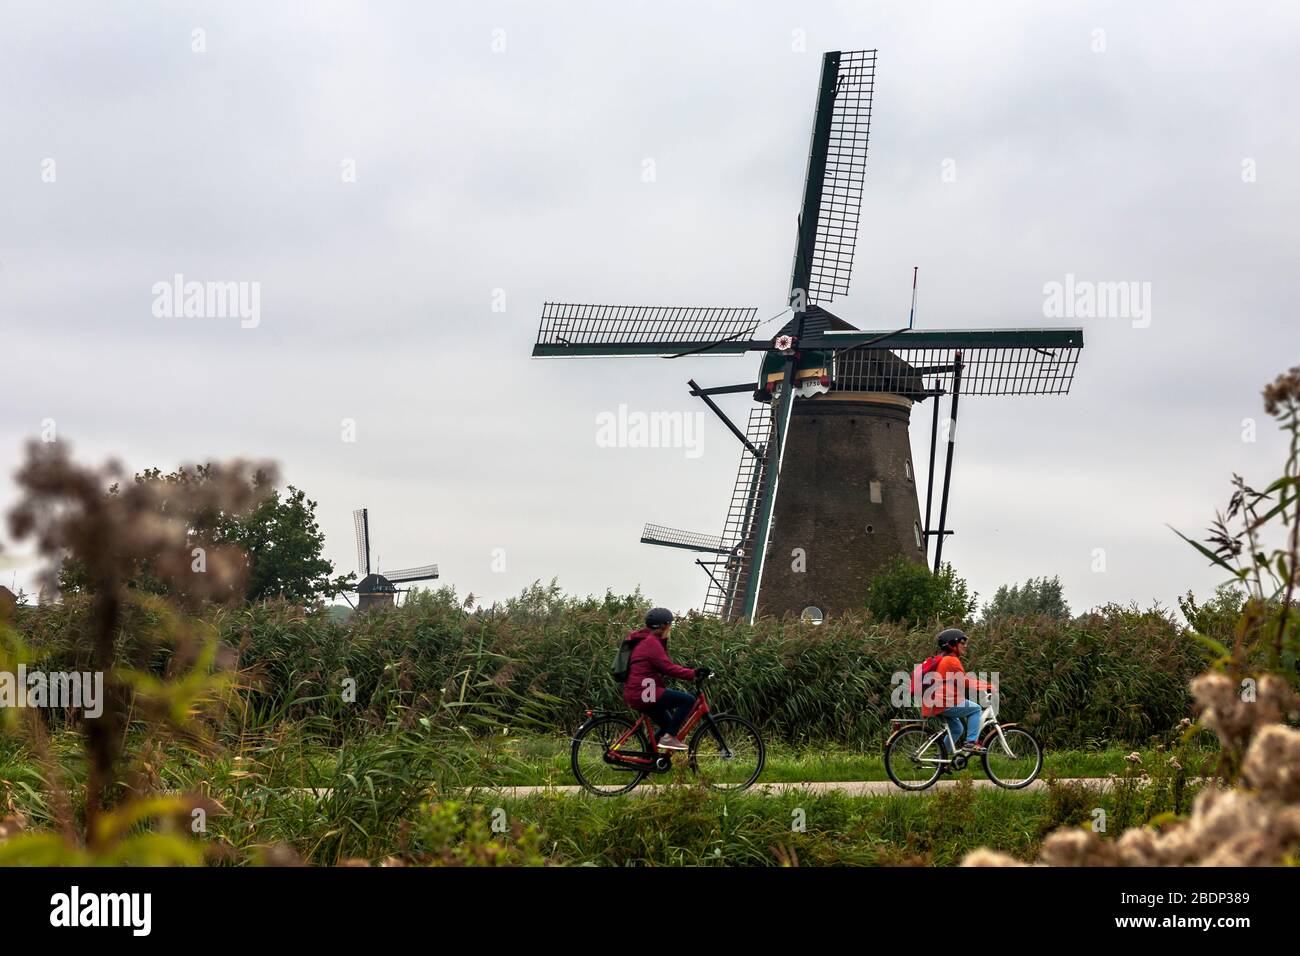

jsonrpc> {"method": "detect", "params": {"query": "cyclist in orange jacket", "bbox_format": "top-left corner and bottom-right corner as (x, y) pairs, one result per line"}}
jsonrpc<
(920, 628), (996, 756)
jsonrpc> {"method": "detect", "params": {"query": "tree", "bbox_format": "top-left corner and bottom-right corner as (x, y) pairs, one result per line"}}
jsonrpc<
(224, 485), (353, 603)
(1177, 583), (1247, 644)
(58, 466), (352, 604)
(982, 576), (1071, 621)
(864, 558), (976, 628)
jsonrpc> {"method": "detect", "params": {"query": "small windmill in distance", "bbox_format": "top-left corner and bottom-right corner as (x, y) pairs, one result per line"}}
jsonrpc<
(348, 508), (439, 611)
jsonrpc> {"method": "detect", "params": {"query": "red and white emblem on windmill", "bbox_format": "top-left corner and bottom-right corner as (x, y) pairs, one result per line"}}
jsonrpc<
(774, 334), (797, 355)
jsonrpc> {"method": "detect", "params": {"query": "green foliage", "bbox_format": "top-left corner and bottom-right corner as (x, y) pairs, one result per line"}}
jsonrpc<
(14, 579), (1201, 752)
(1107, 732), (1211, 833)
(224, 486), (352, 603)
(58, 466), (352, 604)
(1176, 584), (1247, 647)
(0, 579), (227, 865)
(1035, 778), (1097, 839)
(475, 784), (1047, 866)
(864, 558), (976, 629)
(409, 802), (546, 866)
(983, 576), (1071, 622)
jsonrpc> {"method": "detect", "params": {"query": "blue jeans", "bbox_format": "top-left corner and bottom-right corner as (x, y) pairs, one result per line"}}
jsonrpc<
(940, 702), (982, 752)
(646, 689), (695, 737)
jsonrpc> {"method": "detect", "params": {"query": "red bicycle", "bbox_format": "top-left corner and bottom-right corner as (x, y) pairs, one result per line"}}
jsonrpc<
(570, 674), (765, 795)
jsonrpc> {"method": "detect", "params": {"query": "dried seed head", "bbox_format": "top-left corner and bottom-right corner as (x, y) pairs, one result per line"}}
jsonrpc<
(1039, 829), (1119, 867)
(1191, 673), (1298, 753)
(961, 848), (1028, 867)
(1262, 365), (1300, 416)
(1241, 724), (1300, 803)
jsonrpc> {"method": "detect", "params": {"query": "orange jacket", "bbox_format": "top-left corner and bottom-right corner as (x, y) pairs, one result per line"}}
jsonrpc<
(920, 654), (996, 717)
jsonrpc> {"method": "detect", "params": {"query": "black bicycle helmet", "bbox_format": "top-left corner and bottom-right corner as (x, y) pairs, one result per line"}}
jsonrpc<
(645, 607), (674, 629)
(937, 627), (967, 650)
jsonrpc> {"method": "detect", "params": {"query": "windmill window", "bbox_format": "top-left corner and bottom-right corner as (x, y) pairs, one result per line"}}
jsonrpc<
(801, 606), (824, 625)
(915, 521), (924, 549)
(905, 460), (913, 482)
(869, 481), (882, 503)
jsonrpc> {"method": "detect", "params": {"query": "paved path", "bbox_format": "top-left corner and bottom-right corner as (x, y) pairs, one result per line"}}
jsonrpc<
(204, 776), (1197, 801)
(475, 777), (1113, 798)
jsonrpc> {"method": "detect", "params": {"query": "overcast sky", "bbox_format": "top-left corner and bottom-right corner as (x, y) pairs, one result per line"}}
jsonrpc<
(3, 1), (1297, 617)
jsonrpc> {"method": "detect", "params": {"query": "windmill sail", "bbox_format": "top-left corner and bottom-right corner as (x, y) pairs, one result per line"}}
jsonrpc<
(383, 564), (439, 584)
(533, 303), (761, 357)
(790, 50), (876, 307)
(352, 508), (371, 576)
(821, 327), (1084, 396)
(640, 524), (731, 555)
(701, 399), (785, 620)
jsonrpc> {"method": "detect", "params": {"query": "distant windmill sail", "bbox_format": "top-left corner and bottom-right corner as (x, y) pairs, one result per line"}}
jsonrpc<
(353, 508), (371, 576)
(383, 564), (439, 584)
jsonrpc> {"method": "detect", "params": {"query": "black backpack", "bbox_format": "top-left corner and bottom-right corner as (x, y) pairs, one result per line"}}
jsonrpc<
(611, 635), (644, 683)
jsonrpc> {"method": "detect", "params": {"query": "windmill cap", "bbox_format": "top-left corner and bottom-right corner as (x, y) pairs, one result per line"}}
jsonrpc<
(937, 628), (967, 649)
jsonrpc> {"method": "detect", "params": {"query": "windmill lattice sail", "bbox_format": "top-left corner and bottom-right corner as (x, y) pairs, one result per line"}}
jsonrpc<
(533, 304), (760, 357)
(826, 328), (1083, 396)
(801, 49), (876, 306)
(785, 51), (878, 306)
(639, 525), (730, 555)
(382, 564), (439, 584)
(353, 508), (371, 576)
(702, 404), (778, 618)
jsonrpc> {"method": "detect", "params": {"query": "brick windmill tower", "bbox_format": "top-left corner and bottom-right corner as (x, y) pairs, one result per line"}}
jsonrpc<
(531, 50), (1084, 622)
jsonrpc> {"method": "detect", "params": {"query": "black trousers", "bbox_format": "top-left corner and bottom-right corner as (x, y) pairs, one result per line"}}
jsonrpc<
(646, 689), (695, 736)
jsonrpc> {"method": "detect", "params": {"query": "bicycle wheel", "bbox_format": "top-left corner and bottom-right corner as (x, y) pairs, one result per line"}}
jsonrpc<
(570, 715), (650, 796)
(884, 725), (945, 791)
(982, 727), (1043, 789)
(688, 715), (765, 791)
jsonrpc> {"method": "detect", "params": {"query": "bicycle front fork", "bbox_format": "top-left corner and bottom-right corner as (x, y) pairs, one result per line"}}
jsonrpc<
(700, 714), (732, 757)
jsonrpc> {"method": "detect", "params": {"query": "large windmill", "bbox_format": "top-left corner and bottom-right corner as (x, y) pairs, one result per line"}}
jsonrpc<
(349, 508), (439, 610)
(531, 50), (1084, 623)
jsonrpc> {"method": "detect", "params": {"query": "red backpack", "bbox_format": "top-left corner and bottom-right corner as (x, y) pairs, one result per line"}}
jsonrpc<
(910, 654), (944, 696)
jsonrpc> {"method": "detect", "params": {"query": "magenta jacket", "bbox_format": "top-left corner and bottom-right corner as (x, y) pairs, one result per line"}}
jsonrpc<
(621, 628), (696, 709)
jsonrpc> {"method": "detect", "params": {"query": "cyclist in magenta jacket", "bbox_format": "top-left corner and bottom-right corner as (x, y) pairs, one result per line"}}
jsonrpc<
(622, 608), (707, 751)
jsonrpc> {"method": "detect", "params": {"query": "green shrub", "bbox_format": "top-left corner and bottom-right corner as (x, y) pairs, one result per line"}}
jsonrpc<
(864, 558), (976, 628)
(13, 578), (1206, 751)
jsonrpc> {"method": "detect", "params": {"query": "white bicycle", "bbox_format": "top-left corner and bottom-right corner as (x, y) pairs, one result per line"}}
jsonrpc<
(883, 695), (1043, 791)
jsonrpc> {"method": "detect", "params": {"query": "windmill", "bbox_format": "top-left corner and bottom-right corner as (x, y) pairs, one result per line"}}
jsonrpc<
(531, 50), (1084, 623)
(349, 508), (439, 610)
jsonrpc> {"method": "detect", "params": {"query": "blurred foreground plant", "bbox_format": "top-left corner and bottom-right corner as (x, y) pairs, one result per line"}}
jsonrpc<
(0, 440), (273, 863)
(966, 366), (1300, 867)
